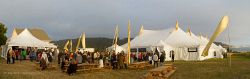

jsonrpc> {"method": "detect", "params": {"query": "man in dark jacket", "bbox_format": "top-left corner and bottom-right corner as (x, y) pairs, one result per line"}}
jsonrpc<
(160, 52), (166, 66)
(170, 50), (175, 62)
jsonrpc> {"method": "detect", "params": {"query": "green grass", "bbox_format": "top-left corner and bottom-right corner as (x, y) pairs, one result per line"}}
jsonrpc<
(170, 55), (250, 79)
(0, 53), (250, 79)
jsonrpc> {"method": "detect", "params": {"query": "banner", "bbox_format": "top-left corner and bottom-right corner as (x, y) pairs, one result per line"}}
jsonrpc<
(202, 16), (229, 56)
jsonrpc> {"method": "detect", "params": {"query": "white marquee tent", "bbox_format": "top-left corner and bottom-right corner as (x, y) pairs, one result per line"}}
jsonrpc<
(122, 26), (226, 61)
(1, 29), (56, 59)
(7, 29), (55, 47)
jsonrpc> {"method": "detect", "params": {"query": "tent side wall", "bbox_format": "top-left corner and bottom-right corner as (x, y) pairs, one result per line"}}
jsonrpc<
(1, 45), (10, 59)
(173, 47), (200, 61)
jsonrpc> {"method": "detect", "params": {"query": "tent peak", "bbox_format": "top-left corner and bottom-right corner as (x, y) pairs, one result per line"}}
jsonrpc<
(187, 26), (191, 36)
(175, 20), (179, 31)
(138, 25), (144, 36)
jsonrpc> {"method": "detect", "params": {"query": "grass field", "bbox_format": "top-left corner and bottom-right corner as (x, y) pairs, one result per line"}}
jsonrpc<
(1, 53), (250, 79)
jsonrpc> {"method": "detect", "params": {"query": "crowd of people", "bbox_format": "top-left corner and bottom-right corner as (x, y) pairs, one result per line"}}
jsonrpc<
(58, 49), (97, 75)
(6, 47), (57, 69)
(6, 47), (175, 76)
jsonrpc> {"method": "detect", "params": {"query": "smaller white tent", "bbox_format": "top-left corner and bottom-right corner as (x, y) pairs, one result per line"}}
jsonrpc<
(8, 29), (54, 47)
(2, 28), (57, 59)
(107, 44), (125, 54)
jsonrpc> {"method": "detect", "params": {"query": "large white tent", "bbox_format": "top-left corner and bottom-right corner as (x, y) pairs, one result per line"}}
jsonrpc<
(122, 26), (226, 61)
(122, 27), (201, 61)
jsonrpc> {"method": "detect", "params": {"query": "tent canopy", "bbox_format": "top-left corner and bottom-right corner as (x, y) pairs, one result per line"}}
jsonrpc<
(164, 28), (199, 48)
(107, 44), (125, 54)
(8, 29), (56, 48)
(122, 28), (173, 48)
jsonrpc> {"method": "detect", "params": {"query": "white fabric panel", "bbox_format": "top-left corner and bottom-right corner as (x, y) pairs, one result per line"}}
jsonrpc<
(107, 44), (125, 54)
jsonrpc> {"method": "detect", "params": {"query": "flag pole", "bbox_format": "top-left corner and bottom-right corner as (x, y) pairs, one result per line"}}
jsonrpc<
(127, 20), (131, 64)
(76, 34), (82, 51)
(114, 25), (119, 54)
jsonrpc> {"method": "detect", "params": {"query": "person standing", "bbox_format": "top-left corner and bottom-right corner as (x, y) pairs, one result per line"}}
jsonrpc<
(87, 52), (91, 64)
(7, 48), (12, 64)
(91, 52), (95, 64)
(47, 51), (53, 65)
(41, 51), (49, 65)
(111, 52), (118, 69)
(160, 52), (166, 66)
(170, 50), (175, 62)
(148, 53), (153, 65)
(57, 51), (63, 64)
(30, 50), (35, 62)
(21, 49), (27, 60)
(130, 53), (135, 64)
(82, 52), (87, 63)
(124, 53), (128, 69)
(99, 52), (104, 68)
(12, 50), (16, 64)
(153, 53), (159, 68)
(67, 59), (77, 76)
(15, 49), (19, 60)
(76, 52), (83, 64)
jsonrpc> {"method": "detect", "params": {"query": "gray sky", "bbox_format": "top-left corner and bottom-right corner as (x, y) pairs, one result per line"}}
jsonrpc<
(0, 0), (249, 47)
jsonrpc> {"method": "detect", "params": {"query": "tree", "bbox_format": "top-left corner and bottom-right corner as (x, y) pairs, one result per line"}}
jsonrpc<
(0, 22), (7, 45)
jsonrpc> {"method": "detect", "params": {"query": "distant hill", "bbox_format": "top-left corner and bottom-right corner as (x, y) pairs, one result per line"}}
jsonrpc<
(231, 47), (250, 52)
(52, 38), (131, 52)
(213, 42), (230, 48)
(213, 42), (250, 52)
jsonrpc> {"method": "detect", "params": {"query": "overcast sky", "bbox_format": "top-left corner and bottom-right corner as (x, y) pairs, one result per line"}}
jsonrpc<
(0, 0), (249, 47)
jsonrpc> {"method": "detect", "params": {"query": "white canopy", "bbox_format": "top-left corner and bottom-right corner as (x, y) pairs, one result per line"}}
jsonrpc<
(122, 28), (173, 48)
(122, 27), (199, 49)
(152, 40), (173, 51)
(164, 28), (199, 48)
(8, 29), (55, 48)
(107, 44), (125, 54)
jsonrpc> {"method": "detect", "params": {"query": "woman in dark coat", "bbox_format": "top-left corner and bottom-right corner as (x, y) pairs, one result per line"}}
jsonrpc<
(67, 59), (77, 76)
(159, 52), (166, 66)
